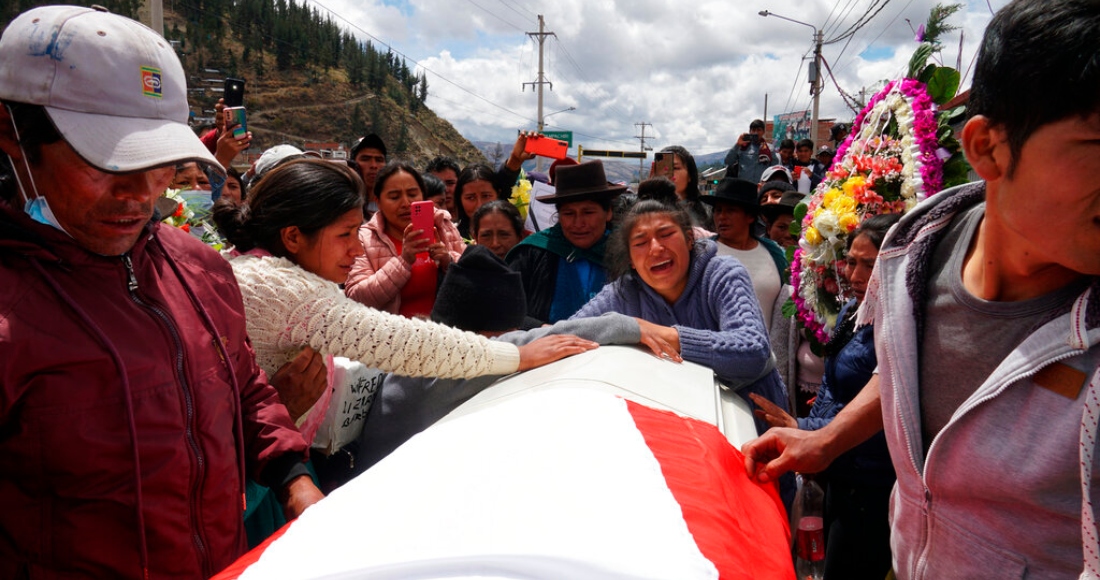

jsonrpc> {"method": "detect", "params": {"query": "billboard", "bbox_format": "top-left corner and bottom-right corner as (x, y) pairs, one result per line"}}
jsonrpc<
(773, 110), (811, 143)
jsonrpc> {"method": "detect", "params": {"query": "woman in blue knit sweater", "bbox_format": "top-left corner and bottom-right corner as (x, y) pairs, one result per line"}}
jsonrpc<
(571, 199), (789, 432)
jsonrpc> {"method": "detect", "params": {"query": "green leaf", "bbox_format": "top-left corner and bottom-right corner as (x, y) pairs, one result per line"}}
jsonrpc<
(941, 155), (972, 188)
(785, 245), (796, 264)
(793, 202), (809, 222)
(918, 63), (938, 85)
(885, 116), (899, 139)
(781, 298), (797, 319)
(907, 42), (935, 79)
(926, 67), (961, 105)
(939, 105), (966, 122)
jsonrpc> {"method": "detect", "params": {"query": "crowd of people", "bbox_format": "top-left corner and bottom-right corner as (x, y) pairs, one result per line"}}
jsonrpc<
(2, 0), (1100, 578)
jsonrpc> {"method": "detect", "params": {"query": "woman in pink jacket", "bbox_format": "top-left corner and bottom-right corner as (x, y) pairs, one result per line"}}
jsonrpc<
(345, 163), (466, 317)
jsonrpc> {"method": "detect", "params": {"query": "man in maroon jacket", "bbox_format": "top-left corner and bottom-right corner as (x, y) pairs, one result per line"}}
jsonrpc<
(0, 6), (322, 578)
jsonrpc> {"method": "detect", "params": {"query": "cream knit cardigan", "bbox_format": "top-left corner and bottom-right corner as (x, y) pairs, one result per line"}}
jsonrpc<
(229, 255), (520, 379)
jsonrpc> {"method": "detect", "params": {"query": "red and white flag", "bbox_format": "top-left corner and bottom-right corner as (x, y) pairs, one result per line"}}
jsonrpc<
(216, 389), (793, 580)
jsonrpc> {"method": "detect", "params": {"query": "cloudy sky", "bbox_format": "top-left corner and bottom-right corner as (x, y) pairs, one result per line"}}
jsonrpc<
(305, 0), (1007, 156)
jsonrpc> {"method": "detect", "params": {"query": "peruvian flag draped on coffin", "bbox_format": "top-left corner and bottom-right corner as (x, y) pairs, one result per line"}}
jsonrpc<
(215, 388), (794, 580)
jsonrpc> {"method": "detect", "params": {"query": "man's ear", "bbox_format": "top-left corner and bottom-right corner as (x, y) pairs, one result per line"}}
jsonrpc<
(961, 115), (1010, 182)
(0, 104), (24, 160)
(280, 225), (304, 256)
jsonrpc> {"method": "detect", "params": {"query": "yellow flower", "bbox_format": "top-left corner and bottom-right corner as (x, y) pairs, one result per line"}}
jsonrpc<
(804, 226), (822, 246)
(839, 212), (860, 232)
(509, 177), (532, 221)
(842, 176), (867, 198)
(821, 188), (841, 209)
(832, 195), (858, 216)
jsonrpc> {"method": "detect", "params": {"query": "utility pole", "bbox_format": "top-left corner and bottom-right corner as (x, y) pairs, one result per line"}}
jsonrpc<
(759, 11), (822, 147)
(523, 15), (556, 171)
(810, 28), (823, 148)
(635, 122), (653, 179)
(138, 0), (164, 35)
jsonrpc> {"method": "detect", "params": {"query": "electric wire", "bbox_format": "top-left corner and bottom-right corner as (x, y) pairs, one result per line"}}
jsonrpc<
(823, 0), (862, 38)
(465, 0), (526, 33)
(500, 0), (538, 20)
(495, 0), (534, 23)
(825, 0), (893, 45)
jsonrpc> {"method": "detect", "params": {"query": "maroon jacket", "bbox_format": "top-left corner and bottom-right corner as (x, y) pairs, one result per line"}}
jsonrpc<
(0, 204), (308, 579)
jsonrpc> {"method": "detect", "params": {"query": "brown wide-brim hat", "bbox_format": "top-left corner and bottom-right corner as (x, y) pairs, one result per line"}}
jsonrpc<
(536, 159), (627, 204)
(700, 178), (761, 212)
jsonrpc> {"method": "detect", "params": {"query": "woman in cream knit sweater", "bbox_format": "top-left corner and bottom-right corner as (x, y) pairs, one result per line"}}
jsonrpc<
(212, 159), (597, 416)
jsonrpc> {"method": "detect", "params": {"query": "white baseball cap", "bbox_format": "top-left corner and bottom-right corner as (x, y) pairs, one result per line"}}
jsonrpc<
(760, 165), (793, 184)
(252, 144), (304, 180)
(0, 5), (223, 174)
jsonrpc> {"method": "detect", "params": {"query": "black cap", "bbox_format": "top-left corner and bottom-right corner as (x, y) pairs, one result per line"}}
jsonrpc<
(431, 245), (527, 332)
(351, 133), (387, 158)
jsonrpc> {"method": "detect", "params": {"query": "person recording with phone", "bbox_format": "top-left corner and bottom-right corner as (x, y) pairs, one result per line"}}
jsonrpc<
(651, 145), (712, 230)
(345, 162), (466, 318)
(724, 119), (774, 184)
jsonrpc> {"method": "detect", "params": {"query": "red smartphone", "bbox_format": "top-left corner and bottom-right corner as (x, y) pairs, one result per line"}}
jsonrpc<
(224, 106), (247, 139)
(410, 200), (435, 245)
(524, 134), (568, 160)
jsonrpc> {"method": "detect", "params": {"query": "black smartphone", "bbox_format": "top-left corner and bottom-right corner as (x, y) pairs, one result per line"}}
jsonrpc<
(223, 77), (245, 108)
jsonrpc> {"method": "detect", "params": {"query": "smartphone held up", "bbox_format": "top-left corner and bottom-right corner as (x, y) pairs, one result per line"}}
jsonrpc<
(223, 77), (245, 108)
(224, 107), (247, 139)
(653, 152), (675, 177)
(523, 134), (569, 160)
(410, 200), (435, 247)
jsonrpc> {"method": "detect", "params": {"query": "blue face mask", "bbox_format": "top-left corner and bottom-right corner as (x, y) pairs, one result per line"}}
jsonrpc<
(7, 106), (69, 235)
(24, 195), (70, 234)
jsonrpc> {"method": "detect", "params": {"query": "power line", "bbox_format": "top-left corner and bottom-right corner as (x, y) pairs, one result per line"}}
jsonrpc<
(819, 54), (865, 114)
(825, 0), (893, 45)
(499, 0), (538, 20)
(830, 0), (918, 78)
(782, 49), (811, 114)
(464, 0), (525, 33)
(494, 0), (534, 24)
(823, 0), (861, 38)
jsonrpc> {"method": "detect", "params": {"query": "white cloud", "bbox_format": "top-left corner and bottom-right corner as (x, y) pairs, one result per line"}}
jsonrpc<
(311, 0), (1007, 156)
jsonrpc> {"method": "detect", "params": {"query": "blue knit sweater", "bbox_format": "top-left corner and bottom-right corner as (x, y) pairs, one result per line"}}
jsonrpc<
(572, 239), (789, 430)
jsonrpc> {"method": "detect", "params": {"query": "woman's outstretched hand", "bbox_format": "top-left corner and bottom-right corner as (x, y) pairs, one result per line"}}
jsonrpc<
(634, 318), (682, 362)
(516, 334), (599, 371)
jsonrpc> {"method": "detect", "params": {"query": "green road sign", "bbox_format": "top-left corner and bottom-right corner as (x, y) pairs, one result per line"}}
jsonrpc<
(542, 131), (573, 147)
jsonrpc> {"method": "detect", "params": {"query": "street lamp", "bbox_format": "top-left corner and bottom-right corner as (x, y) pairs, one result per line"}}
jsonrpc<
(759, 10), (824, 148)
(538, 106), (576, 132)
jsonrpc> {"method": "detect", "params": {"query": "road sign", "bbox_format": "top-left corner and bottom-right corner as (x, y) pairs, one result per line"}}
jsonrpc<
(577, 145), (646, 160)
(542, 130), (573, 147)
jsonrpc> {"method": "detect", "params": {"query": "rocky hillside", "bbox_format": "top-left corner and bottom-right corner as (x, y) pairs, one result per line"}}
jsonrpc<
(169, 4), (487, 167)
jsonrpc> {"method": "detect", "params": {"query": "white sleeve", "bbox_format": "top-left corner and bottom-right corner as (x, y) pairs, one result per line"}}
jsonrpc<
(233, 256), (519, 379)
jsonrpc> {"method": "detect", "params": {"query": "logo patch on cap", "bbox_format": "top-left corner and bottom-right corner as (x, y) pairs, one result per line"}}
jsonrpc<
(141, 66), (162, 98)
